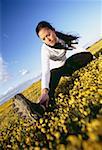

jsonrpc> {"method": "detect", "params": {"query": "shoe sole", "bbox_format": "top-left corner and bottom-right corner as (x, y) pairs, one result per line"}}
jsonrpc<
(13, 94), (38, 121)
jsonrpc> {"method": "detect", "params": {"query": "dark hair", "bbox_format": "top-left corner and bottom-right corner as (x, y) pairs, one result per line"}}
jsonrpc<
(56, 31), (79, 47)
(36, 21), (55, 36)
(36, 21), (79, 46)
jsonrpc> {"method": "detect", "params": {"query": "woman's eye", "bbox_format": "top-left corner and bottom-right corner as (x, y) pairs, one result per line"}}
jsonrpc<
(47, 33), (50, 37)
(42, 38), (45, 41)
(42, 33), (50, 41)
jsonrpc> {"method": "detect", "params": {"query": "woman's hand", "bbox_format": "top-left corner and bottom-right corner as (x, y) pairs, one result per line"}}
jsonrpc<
(39, 88), (49, 108)
(41, 88), (49, 95)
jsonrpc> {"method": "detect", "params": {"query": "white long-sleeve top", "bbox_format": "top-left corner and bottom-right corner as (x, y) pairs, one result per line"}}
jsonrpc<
(41, 41), (88, 90)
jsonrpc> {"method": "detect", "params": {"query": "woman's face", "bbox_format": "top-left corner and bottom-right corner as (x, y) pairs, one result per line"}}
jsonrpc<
(38, 27), (57, 46)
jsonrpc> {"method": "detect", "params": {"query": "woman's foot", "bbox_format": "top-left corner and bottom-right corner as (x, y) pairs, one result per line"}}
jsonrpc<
(12, 93), (45, 121)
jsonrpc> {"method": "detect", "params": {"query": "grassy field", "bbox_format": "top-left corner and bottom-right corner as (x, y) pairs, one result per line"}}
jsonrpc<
(86, 39), (102, 57)
(0, 39), (102, 150)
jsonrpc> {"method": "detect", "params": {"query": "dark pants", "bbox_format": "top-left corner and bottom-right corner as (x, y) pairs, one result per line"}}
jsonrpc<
(48, 52), (94, 100)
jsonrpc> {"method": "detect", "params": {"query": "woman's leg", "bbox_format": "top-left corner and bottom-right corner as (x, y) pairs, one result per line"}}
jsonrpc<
(48, 66), (64, 106)
(48, 52), (93, 106)
(63, 52), (94, 76)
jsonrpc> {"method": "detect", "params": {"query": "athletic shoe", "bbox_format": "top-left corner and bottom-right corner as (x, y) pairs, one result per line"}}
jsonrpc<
(12, 93), (45, 121)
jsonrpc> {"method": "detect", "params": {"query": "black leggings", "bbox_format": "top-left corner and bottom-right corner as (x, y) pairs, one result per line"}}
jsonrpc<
(49, 52), (94, 98)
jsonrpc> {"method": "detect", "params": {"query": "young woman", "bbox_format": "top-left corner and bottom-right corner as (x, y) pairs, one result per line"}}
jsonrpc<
(13, 21), (94, 120)
(36, 21), (94, 109)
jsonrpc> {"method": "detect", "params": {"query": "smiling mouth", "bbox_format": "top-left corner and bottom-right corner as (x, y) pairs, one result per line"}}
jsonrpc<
(49, 40), (56, 45)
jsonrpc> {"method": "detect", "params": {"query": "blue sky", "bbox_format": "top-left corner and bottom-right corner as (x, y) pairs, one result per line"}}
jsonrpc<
(0, 0), (101, 97)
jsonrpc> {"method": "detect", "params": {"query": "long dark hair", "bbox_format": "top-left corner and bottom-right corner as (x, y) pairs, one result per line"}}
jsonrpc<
(36, 21), (79, 47)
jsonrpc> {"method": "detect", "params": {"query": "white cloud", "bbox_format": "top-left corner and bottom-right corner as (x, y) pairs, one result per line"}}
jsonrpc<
(0, 56), (9, 82)
(3, 86), (14, 95)
(19, 69), (29, 76)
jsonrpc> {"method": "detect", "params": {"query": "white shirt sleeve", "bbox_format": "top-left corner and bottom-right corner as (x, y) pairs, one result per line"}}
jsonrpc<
(41, 44), (50, 90)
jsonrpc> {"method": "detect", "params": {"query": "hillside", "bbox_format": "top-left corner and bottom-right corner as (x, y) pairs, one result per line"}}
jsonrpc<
(86, 39), (102, 57)
(0, 40), (102, 150)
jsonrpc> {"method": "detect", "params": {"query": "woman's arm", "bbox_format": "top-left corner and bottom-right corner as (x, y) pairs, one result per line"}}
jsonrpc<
(39, 44), (50, 108)
(41, 44), (50, 90)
